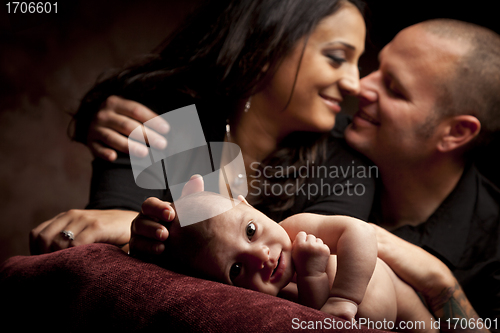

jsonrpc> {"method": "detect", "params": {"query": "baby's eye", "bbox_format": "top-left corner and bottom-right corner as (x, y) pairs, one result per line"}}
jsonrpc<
(230, 263), (242, 282)
(246, 221), (256, 240)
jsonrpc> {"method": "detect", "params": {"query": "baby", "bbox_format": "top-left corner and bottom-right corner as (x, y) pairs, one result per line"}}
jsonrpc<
(161, 191), (436, 332)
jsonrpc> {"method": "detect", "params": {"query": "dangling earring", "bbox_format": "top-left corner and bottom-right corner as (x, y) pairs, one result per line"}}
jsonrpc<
(244, 97), (252, 113)
(226, 120), (231, 142)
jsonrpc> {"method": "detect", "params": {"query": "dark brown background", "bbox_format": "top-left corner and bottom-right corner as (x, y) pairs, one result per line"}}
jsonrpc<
(1, 0), (498, 263)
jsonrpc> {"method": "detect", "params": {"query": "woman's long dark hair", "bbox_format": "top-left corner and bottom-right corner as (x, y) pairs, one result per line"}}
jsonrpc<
(72, 0), (366, 215)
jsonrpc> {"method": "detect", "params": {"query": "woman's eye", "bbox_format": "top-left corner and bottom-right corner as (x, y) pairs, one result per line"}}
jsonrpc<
(246, 221), (256, 240)
(327, 55), (346, 64)
(326, 50), (347, 65)
(230, 263), (242, 282)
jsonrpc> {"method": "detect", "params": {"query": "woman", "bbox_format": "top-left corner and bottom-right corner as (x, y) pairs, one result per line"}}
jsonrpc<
(30, 0), (371, 254)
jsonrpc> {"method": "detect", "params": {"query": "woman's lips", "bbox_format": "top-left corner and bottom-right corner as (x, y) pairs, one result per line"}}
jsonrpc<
(270, 251), (285, 283)
(320, 94), (341, 113)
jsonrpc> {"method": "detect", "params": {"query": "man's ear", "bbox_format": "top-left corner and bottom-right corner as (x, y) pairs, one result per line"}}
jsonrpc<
(237, 195), (251, 207)
(437, 115), (481, 152)
(180, 174), (204, 198)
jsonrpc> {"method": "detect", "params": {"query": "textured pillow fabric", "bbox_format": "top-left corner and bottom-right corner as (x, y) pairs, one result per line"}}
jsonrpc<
(0, 244), (385, 332)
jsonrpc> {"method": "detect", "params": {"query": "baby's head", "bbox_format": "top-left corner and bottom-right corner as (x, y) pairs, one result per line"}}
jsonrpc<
(162, 191), (294, 296)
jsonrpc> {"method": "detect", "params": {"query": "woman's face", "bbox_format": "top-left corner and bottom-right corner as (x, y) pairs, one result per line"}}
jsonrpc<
(255, 3), (365, 135)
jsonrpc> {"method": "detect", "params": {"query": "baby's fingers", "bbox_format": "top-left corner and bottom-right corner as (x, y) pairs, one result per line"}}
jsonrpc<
(131, 215), (168, 241)
(294, 231), (307, 241)
(305, 234), (318, 243)
(141, 197), (174, 222)
(129, 235), (165, 257)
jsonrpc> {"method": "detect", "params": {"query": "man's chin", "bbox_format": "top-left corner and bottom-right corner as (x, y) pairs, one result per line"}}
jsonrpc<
(344, 126), (374, 158)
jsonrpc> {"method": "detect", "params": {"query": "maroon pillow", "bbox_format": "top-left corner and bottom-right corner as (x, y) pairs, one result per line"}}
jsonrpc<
(0, 243), (385, 332)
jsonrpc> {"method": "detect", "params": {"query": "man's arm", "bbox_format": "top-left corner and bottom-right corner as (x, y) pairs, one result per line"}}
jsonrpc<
(429, 280), (489, 333)
(372, 223), (490, 333)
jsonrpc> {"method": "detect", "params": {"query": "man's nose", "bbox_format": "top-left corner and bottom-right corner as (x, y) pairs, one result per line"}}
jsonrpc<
(358, 71), (380, 103)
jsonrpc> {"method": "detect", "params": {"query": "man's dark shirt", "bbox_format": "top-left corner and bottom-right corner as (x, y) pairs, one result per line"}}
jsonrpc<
(373, 165), (500, 325)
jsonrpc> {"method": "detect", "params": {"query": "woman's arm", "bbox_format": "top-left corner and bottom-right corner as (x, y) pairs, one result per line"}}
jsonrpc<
(30, 107), (170, 254)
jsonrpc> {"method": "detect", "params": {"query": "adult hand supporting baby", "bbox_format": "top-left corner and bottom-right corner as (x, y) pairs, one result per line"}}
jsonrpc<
(29, 209), (139, 255)
(370, 223), (453, 299)
(129, 174), (204, 258)
(87, 96), (170, 161)
(371, 224), (487, 331)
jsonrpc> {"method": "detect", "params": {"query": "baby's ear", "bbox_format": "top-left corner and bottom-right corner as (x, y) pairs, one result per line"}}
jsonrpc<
(181, 174), (204, 198)
(237, 195), (251, 207)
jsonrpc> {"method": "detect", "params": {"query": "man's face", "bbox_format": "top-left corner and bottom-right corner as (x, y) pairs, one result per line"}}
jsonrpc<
(344, 25), (466, 166)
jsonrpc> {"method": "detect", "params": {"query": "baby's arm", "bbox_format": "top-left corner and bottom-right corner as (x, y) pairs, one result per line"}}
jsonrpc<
(281, 213), (377, 319)
(292, 231), (331, 310)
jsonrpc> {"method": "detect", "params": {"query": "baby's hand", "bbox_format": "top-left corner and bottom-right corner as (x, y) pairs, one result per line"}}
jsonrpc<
(321, 297), (358, 321)
(292, 231), (330, 277)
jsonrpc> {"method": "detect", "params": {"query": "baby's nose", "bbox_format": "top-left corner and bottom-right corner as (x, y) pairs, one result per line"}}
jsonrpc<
(251, 246), (270, 268)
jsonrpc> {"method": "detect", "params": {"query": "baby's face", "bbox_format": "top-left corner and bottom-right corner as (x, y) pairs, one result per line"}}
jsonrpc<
(197, 201), (294, 296)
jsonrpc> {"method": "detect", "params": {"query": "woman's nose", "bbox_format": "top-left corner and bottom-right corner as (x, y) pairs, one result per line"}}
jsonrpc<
(339, 65), (361, 96)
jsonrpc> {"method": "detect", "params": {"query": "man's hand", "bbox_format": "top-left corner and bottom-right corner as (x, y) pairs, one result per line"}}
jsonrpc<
(87, 95), (170, 161)
(371, 224), (488, 332)
(370, 223), (454, 299)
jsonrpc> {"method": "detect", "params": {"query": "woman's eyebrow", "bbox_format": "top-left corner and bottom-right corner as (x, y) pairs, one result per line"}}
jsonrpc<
(324, 41), (356, 50)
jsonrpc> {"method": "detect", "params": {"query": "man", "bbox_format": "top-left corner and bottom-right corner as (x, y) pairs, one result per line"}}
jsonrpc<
(344, 19), (500, 326)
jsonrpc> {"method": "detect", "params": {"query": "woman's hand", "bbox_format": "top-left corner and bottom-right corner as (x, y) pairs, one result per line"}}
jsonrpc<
(88, 95), (170, 161)
(29, 209), (140, 255)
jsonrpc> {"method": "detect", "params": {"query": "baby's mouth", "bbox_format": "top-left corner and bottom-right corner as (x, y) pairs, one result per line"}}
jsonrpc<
(271, 254), (281, 277)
